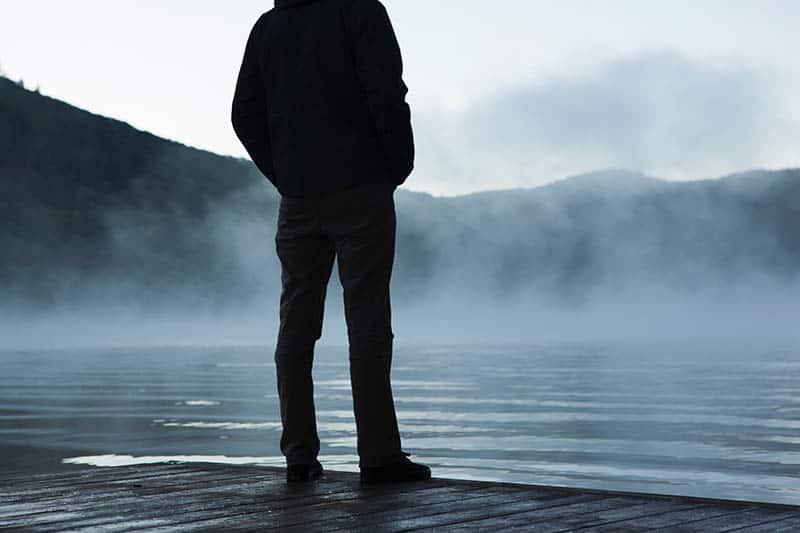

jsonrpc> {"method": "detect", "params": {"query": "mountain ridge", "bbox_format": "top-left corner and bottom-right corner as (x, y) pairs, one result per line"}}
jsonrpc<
(2, 75), (799, 314)
(6, 75), (790, 200)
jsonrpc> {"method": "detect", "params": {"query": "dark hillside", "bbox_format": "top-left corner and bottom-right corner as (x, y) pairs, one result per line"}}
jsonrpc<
(2, 76), (799, 316)
(0, 77), (276, 308)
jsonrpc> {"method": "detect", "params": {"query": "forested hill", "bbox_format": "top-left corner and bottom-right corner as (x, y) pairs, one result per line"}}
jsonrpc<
(0, 76), (271, 213)
(2, 76), (799, 314)
(0, 76), (276, 308)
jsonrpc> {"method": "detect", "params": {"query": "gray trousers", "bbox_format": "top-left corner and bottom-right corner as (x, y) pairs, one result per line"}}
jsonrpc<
(274, 180), (403, 468)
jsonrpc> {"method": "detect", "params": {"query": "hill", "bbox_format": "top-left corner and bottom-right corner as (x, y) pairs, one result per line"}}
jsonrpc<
(2, 76), (799, 321)
(0, 76), (275, 309)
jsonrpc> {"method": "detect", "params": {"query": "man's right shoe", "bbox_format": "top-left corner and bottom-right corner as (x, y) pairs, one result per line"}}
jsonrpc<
(360, 452), (431, 484)
(286, 460), (323, 483)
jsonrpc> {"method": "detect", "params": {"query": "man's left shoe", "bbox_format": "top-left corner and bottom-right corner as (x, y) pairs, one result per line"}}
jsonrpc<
(286, 460), (323, 483)
(360, 452), (431, 484)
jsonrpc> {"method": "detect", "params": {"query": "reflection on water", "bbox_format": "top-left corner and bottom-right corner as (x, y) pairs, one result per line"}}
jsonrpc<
(2, 342), (800, 504)
(174, 400), (222, 407)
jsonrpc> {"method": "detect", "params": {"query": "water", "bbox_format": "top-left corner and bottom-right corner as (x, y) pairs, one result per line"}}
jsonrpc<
(2, 342), (800, 505)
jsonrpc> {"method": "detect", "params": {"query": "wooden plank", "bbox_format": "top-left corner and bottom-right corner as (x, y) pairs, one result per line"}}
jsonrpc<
(729, 514), (800, 532)
(649, 508), (800, 532)
(111, 479), (463, 533)
(0, 464), (182, 492)
(0, 468), (255, 508)
(94, 475), (562, 532)
(583, 505), (757, 532)
(316, 492), (603, 532)
(143, 485), (476, 533)
(1, 465), (799, 533)
(0, 471), (287, 523)
(1, 469), (259, 515)
(9, 477), (354, 531)
(431, 496), (653, 532)
(97, 484), (558, 533)
(0, 463), (192, 498)
(237, 485), (487, 531)
(506, 484), (800, 513)
(378, 496), (674, 531)
(1, 466), (243, 499)
(64, 482), (457, 533)
(0, 466), (104, 485)
(28, 474), (455, 532)
(3, 462), (274, 495)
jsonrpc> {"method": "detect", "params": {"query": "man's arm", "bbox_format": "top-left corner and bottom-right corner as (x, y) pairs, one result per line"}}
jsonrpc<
(349, 0), (414, 186)
(232, 18), (275, 185)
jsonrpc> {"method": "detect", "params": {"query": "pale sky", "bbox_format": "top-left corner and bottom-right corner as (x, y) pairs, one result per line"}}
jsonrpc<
(2, 0), (798, 195)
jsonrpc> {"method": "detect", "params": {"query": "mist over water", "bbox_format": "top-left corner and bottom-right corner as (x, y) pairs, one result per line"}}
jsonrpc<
(2, 285), (799, 350)
(2, 169), (799, 349)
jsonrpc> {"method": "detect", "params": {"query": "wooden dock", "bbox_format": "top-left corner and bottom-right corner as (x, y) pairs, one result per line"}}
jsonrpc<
(2, 463), (800, 532)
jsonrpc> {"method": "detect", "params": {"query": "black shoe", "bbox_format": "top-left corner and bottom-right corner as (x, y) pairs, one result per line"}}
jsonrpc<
(286, 460), (323, 483)
(360, 452), (431, 484)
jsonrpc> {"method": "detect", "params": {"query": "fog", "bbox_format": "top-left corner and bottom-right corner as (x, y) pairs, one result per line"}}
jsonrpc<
(2, 76), (798, 351)
(413, 52), (799, 195)
(3, 168), (798, 350)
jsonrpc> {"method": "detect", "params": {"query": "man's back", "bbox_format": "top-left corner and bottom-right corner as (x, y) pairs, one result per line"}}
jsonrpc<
(232, 0), (414, 198)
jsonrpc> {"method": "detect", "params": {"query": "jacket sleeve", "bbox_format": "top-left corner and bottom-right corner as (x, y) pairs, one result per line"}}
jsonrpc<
(349, 0), (414, 186)
(231, 18), (276, 186)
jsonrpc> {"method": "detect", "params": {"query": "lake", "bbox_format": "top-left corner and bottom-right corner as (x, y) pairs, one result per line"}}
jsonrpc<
(1, 341), (799, 505)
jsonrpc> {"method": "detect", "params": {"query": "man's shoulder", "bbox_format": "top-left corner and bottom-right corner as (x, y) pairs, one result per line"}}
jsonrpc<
(347, 0), (386, 11)
(342, 0), (388, 24)
(255, 9), (276, 25)
(248, 9), (279, 38)
(250, 0), (387, 33)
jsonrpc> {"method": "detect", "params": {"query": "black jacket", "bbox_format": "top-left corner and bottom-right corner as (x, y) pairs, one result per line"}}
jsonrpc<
(232, 0), (414, 197)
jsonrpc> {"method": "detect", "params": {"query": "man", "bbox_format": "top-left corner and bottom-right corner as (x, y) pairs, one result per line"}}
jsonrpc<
(231, 0), (431, 484)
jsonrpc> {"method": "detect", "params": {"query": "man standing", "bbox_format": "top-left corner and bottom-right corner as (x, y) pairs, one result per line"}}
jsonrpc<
(232, 0), (430, 484)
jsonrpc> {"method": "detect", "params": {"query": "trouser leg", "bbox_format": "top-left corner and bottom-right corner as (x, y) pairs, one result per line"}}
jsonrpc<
(274, 199), (335, 466)
(326, 183), (402, 468)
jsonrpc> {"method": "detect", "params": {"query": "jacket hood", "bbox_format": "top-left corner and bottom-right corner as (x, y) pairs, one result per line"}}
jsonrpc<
(275, 0), (319, 8)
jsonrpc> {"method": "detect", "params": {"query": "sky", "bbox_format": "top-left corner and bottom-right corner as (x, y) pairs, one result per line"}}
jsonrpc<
(2, 0), (798, 196)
